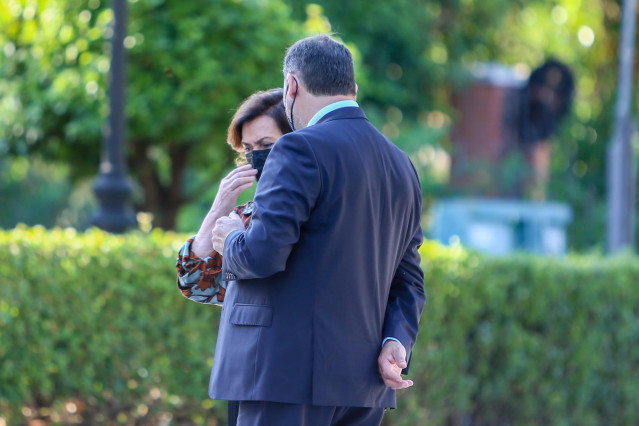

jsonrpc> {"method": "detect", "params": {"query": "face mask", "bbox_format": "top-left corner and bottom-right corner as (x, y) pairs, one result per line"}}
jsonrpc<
(245, 148), (272, 181)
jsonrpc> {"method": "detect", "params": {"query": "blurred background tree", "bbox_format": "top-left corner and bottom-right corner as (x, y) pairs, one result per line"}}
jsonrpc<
(1, 0), (636, 250)
(288, 0), (630, 250)
(0, 0), (302, 229)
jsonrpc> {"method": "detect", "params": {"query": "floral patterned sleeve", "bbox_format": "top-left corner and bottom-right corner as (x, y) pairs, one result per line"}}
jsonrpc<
(175, 202), (254, 305)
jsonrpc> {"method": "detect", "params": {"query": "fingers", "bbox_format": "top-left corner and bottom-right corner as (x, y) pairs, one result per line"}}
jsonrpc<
(392, 347), (408, 369)
(211, 223), (225, 253)
(385, 340), (407, 368)
(224, 165), (257, 182)
(211, 234), (225, 254)
(220, 168), (257, 194)
(393, 379), (414, 390)
(214, 170), (256, 212)
(211, 214), (244, 253)
(224, 164), (253, 179)
(227, 212), (245, 227)
(215, 213), (244, 229)
(378, 340), (413, 390)
(224, 175), (256, 193)
(210, 167), (257, 218)
(379, 352), (404, 386)
(380, 367), (413, 389)
(380, 366), (402, 385)
(216, 215), (238, 225)
(380, 362), (414, 390)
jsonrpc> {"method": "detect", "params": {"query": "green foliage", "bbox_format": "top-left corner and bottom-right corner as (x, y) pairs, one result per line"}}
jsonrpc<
(0, 0), (111, 176)
(386, 240), (639, 425)
(0, 0), (303, 229)
(289, 0), (632, 251)
(0, 157), (72, 228)
(289, 0), (521, 121)
(2, 228), (639, 424)
(0, 0), (634, 243)
(0, 226), (225, 424)
(124, 0), (300, 158)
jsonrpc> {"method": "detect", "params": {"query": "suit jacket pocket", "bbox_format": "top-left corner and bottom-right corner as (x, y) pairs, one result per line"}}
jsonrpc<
(229, 304), (273, 327)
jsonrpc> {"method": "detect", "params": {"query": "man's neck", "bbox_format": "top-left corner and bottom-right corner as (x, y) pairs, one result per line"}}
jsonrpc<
(298, 95), (357, 128)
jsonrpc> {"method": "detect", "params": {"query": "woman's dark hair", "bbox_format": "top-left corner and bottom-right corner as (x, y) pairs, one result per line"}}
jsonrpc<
(227, 88), (292, 153)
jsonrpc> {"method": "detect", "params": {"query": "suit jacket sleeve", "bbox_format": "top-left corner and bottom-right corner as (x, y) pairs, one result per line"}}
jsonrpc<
(222, 133), (321, 280)
(383, 225), (426, 374)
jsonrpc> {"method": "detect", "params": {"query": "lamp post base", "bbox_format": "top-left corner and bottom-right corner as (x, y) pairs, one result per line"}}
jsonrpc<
(90, 173), (136, 233)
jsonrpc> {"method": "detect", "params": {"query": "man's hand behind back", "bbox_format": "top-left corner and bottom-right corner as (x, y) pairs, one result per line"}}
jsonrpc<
(377, 340), (414, 390)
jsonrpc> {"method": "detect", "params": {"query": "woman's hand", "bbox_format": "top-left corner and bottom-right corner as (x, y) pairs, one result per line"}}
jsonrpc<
(190, 165), (256, 258)
(210, 165), (258, 217)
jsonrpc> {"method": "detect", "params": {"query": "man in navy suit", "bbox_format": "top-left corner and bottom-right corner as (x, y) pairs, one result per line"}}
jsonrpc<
(211, 35), (425, 425)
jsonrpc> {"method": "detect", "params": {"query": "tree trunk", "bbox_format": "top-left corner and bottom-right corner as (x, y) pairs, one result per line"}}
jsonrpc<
(130, 140), (190, 230)
(159, 144), (189, 230)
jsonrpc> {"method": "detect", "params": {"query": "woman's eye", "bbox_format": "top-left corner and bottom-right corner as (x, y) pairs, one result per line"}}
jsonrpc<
(263, 143), (274, 148)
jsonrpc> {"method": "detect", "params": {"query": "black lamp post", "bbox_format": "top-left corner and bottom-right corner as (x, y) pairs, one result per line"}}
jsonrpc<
(91, 0), (136, 232)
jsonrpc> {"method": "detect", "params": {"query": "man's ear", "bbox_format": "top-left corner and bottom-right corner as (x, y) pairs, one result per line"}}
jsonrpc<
(355, 83), (358, 94)
(286, 73), (298, 99)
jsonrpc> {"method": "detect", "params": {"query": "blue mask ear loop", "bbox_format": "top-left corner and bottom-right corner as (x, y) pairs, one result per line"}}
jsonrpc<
(286, 76), (298, 131)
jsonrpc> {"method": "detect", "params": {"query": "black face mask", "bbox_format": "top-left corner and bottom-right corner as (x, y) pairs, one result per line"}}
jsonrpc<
(245, 148), (272, 181)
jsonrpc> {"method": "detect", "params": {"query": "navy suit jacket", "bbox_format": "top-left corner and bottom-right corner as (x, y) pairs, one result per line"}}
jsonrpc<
(209, 106), (425, 408)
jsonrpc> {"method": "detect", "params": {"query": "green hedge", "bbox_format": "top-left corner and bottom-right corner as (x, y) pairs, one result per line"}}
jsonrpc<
(0, 226), (224, 425)
(2, 227), (639, 425)
(385, 242), (639, 426)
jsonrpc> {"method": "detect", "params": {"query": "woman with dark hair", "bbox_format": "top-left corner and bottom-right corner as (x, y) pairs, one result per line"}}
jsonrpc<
(176, 88), (291, 303)
(175, 88), (292, 425)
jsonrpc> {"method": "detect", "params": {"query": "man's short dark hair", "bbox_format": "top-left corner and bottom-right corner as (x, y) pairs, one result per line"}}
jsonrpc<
(283, 35), (357, 96)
